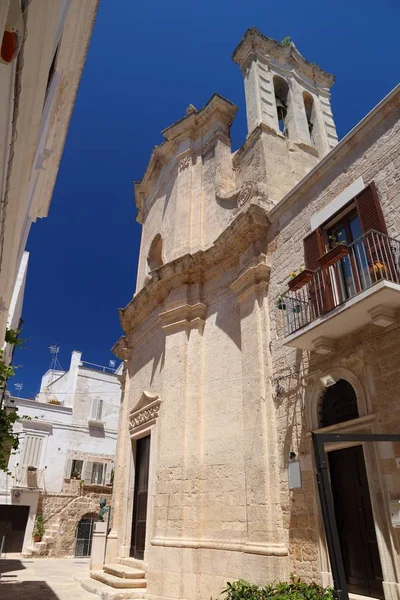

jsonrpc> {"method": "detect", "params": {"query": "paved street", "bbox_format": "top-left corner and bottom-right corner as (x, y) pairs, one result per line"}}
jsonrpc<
(0, 557), (96, 600)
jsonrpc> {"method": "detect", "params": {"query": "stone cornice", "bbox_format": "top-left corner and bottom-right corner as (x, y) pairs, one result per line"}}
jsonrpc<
(230, 254), (270, 303)
(117, 204), (269, 338)
(159, 302), (206, 334)
(129, 393), (161, 435)
(232, 28), (334, 87)
(134, 94), (237, 217)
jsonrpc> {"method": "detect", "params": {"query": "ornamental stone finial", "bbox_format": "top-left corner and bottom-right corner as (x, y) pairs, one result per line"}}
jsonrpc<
(186, 104), (197, 116)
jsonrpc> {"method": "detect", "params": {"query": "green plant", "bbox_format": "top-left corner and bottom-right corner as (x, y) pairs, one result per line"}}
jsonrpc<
(0, 327), (26, 472)
(220, 576), (334, 600)
(32, 514), (45, 538)
(281, 36), (291, 47)
(326, 232), (346, 251)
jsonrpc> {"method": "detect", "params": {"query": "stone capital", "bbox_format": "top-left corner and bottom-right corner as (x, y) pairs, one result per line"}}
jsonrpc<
(159, 302), (206, 334)
(230, 254), (270, 303)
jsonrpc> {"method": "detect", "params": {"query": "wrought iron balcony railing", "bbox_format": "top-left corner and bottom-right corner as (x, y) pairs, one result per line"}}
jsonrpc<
(13, 466), (45, 489)
(280, 230), (400, 338)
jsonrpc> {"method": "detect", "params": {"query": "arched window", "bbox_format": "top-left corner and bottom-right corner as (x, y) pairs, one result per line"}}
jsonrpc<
(273, 76), (289, 137)
(320, 379), (359, 428)
(303, 92), (315, 146)
(147, 234), (163, 271)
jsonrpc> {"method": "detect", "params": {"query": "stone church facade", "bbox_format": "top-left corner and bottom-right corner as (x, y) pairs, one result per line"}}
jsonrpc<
(106, 29), (400, 600)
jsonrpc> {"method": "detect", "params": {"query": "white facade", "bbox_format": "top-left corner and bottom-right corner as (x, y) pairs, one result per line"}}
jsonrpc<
(0, 350), (122, 553)
(0, 0), (98, 346)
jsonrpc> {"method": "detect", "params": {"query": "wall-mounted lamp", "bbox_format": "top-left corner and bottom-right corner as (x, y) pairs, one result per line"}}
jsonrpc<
(288, 450), (302, 490)
(320, 374), (339, 388)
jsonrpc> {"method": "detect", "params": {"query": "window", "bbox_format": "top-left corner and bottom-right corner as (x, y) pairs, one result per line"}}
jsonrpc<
(90, 398), (103, 422)
(320, 379), (359, 427)
(273, 76), (289, 137)
(91, 462), (104, 485)
(147, 234), (163, 271)
(70, 459), (83, 478)
(21, 434), (44, 468)
(303, 92), (315, 146)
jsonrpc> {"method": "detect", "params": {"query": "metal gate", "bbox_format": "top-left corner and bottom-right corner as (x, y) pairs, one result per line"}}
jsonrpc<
(74, 516), (95, 557)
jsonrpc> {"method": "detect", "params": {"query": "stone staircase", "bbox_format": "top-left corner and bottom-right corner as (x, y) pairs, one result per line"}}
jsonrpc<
(22, 518), (61, 557)
(80, 558), (147, 599)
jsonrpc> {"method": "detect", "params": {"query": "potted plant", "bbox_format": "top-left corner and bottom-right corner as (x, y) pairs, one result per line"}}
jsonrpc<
(27, 465), (38, 488)
(318, 234), (348, 269)
(32, 514), (44, 542)
(71, 469), (81, 480)
(288, 268), (313, 291)
(275, 295), (287, 310)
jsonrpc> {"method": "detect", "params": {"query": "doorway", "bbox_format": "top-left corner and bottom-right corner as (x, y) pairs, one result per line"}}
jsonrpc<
(74, 514), (95, 557)
(0, 505), (29, 553)
(329, 445), (384, 598)
(130, 435), (150, 560)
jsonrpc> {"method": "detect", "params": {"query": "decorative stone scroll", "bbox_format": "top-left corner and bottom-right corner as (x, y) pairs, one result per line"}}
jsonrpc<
(178, 155), (191, 172)
(129, 391), (161, 434)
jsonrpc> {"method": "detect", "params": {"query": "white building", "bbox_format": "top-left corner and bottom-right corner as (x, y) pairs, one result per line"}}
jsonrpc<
(0, 0), (98, 347)
(0, 350), (122, 557)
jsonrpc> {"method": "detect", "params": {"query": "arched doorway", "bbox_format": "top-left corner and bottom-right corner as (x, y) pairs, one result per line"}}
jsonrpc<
(74, 512), (96, 557)
(320, 380), (384, 599)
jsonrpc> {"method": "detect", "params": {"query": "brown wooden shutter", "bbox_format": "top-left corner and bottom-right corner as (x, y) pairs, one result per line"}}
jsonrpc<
(303, 228), (324, 270)
(355, 181), (387, 234)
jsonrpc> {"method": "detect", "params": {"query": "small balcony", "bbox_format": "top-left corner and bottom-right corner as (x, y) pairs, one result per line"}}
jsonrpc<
(280, 230), (400, 353)
(13, 466), (45, 489)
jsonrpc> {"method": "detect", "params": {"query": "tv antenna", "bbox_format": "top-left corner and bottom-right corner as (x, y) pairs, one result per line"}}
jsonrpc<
(49, 345), (63, 371)
(14, 383), (23, 397)
(109, 360), (116, 370)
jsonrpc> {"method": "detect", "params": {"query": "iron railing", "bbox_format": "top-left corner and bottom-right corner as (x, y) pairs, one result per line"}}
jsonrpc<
(13, 466), (45, 489)
(280, 230), (400, 337)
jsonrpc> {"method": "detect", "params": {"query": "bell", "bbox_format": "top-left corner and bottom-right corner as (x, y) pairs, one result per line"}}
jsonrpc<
(276, 97), (287, 120)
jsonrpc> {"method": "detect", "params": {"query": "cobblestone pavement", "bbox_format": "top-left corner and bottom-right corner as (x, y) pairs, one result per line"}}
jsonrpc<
(0, 556), (96, 600)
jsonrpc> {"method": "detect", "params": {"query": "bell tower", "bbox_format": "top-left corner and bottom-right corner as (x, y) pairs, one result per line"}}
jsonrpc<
(233, 28), (338, 157)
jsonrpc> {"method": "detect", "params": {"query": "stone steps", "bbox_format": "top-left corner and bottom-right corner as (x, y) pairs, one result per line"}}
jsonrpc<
(104, 564), (146, 579)
(118, 557), (145, 570)
(90, 571), (147, 589)
(80, 577), (146, 600)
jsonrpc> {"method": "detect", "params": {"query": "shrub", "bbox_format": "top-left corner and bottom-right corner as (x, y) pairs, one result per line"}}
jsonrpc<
(33, 514), (45, 538)
(221, 576), (334, 600)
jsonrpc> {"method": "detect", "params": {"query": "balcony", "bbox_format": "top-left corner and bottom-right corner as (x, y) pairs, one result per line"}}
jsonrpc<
(13, 466), (45, 489)
(280, 230), (400, 353)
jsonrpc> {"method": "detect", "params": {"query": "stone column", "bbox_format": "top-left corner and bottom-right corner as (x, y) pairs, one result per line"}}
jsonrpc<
(230, 254), (287, 554)
(105, 359), (132, 561)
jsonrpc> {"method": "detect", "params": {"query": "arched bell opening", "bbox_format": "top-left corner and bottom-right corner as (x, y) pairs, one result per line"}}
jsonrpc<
(303, 91), (315, 147)
(147, 234), (163, 272)
(273, 75), (289, 137)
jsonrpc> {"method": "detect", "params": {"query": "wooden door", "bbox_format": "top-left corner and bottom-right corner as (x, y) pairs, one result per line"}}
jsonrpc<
(130, 435), (150, 559)
(0, 505), (29, 552)
(329, 446), (384, 599)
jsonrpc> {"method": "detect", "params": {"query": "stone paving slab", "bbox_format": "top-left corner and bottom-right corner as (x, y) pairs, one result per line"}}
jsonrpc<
(0, 556), (96, 600)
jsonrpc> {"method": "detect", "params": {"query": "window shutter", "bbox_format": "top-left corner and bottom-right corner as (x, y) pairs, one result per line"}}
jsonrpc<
(90, 399), (99, 420)
(355, 181), (387, 234)
(64, 458), (73, 479)
(97, 399), (103, 421)
(303, 228), (324, 270)
(83, 461), (93, 484)
(105, 463), (113, 485)
(21, 434), (44, 468)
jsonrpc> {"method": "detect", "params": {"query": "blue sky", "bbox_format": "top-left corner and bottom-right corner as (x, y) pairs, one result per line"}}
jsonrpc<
(13, 0), (400, 397)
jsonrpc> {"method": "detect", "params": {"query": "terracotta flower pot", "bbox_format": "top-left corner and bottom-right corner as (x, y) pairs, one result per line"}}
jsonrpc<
(33, 535), (42, 542)
(288, 269), (313, 291)
(318, 244), (348, 269)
